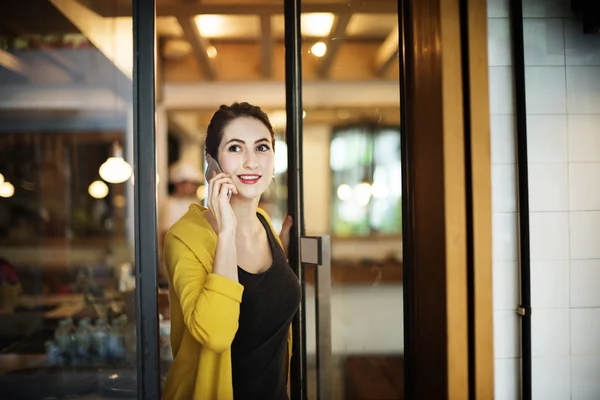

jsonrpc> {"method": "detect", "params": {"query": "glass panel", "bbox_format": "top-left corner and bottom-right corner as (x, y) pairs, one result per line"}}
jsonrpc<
(300, 1), (404, 398)
(0, 1), (140, 398)
(155, 1), (288, 398)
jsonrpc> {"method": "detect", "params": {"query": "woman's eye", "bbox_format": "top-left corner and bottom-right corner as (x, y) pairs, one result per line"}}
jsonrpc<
(257, 144), (270, 152)
(228, 145), (242, 152)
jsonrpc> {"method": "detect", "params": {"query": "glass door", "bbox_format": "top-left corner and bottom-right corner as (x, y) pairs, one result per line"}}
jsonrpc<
(285, 0), (405, 398)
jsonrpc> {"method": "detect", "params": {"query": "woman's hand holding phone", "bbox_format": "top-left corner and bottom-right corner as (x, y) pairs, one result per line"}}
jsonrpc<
(207, 171), (238, 235)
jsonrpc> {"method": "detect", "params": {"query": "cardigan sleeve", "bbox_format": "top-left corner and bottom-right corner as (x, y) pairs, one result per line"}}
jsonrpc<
(164, 232), (244, 352)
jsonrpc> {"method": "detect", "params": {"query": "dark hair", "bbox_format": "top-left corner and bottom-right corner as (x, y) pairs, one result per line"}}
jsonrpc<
(205, 102), (275, 160)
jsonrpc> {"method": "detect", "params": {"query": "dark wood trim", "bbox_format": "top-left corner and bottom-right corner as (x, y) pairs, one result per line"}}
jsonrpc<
(402, 0), (471, 397)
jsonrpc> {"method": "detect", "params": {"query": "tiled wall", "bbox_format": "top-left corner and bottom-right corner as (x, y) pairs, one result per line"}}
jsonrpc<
(524, 1), (600, 399)
(489, 0), (600, 398)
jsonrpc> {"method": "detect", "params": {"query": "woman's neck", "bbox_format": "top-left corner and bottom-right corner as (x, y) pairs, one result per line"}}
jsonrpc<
(230, 196), (261, 238)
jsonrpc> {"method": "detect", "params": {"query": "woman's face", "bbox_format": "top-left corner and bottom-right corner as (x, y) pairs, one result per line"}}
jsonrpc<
(217, 116), (274, 201)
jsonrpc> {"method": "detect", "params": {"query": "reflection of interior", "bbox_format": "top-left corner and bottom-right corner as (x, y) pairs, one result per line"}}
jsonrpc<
(0, 1), (403, 399)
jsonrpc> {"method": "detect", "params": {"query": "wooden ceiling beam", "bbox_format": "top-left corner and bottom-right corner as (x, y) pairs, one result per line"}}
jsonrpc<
(176, 15), (216, 80)
(39, 48), (86, 82)
(87, 0), (396, 17)
(316, 14), (351, 79)
(0, 49), (30, 78)
(374, 24), (398, 76)
(260, 15), (272, 79)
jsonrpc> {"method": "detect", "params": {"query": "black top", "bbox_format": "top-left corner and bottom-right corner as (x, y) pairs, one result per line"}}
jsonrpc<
(231, 213), (301, 400)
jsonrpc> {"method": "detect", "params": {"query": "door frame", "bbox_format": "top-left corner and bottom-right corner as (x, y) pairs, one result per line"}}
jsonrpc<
(130, 0), (494, 398)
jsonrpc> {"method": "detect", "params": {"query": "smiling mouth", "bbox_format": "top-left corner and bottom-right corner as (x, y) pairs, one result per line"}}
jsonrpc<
(238, 174), (262, 184)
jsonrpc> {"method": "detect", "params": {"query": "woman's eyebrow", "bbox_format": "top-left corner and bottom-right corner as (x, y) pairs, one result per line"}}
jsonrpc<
(225, 138), (271, 145)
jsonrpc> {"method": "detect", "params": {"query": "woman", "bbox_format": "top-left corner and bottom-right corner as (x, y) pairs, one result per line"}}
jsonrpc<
(163, 102), (301, 400)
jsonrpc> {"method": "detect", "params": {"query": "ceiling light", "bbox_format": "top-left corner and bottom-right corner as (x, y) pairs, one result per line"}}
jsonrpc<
(206, 45), (217, 59)
(99, 142), (133, 184)
(302, 13), (335, 37)
(311, 42), (327, 57)
(0, 181), (15, 198)
(88, 181), (109, 199)
(194, 15), (260, 39)
(0, 173), (4, 184)
(194, 15), (225, 37)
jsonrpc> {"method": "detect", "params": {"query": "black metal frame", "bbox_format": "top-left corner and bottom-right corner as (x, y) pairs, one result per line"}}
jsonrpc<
(458, 0), (476, 398)
(509, 1), (532, 399)
(398, 0), (416, 398)
(132, 0), (161, 398)
(284, 0), (307, 398)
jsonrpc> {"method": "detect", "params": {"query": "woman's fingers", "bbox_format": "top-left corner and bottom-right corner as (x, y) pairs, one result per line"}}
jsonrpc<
(218, 183), (236, 199)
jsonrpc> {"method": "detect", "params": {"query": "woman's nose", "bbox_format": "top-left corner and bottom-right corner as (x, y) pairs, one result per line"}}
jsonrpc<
(244, 156), (258, 169)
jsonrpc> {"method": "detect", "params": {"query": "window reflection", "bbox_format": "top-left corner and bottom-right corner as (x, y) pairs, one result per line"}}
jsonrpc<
(0, 0), (140, 397)
(330, 126), (401, 237)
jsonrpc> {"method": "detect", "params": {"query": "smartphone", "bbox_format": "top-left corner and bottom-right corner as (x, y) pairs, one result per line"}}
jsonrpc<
(205, 157), (232, 200)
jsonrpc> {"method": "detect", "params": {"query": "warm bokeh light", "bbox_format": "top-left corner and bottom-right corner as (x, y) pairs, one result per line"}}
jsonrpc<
(0, 181), (14, 198)
(206, 45), (217, 59)
(337, 184), (352, 201)
(311, 41), (327, 57)
(88, 180), (109, 199)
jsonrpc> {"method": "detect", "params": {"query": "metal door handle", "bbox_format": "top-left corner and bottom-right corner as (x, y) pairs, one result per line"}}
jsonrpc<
(300, 236), (332, 400)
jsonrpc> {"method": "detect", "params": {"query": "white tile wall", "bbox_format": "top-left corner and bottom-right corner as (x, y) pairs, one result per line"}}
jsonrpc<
(491, 0), (600, 397)
(531, 260), (569, 309)
(566, 67), (600, 114)
(492, 164), (518, 212)
(494, 310), (521, 358)
(488, 18), (513, 66)
(532, 356), (571, 399)
(487, 0), (510, 18)
(571, 355), (600, 400)
(491, 115), (517, 163)
(565, 19), (600, 66)
(525, 67), (567, 114)
(568, 115), (600, 162)
(494, 262), (520, 310)
(531, 309), (570, 357)
(489, 66), (516, 114)
(569, 211), (600, 259)
(495, 358), (521, 400)
(529, 212), (570, 260)
(527, 115), (568, 163)
(528, 164), (569, 212)
(522, 0), (567, 18)
(493, 213), (519, 262)
(570, 259), (600, 307)
(569, 163), (600, 210)
(570, 308), (600, 355)
(523, 19), (565, 66)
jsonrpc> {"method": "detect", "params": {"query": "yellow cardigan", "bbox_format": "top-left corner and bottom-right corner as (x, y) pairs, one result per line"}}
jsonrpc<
(162, 204), (293, 400)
